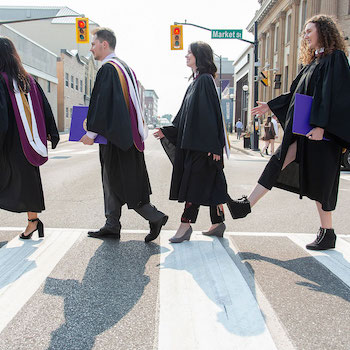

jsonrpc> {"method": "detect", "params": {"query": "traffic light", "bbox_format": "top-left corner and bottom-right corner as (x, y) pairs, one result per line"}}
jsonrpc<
(274, 74), (282, 89)
(260, 71), (268, 86)
(76, 18), (89, 44)
(170, 25), (183, 50)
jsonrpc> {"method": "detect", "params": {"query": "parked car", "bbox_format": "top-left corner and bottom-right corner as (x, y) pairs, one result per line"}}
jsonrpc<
(342, 149), (350, 170)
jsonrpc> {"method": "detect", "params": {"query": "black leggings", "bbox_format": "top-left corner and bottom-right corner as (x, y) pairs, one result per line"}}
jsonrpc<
(181, 202), (225, 224)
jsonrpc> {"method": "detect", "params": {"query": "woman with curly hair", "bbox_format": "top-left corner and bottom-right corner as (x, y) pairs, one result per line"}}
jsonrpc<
(228, 15), (350, 250)
(154, 41), (230, 242)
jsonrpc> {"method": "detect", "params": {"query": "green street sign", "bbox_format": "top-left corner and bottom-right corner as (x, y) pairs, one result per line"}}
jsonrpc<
(211, 29), (243, 39)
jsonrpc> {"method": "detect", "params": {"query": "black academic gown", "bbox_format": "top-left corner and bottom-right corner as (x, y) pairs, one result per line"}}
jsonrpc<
(162, 74), (228, 206)
(259, 50), (350, 211)
(86, 62), (151, 209)
(0, 76), (59, 213)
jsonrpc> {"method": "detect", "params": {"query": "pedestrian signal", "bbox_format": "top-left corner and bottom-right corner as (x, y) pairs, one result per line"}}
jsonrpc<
(76, 18), (89, 44)
(274, 74), (282, 89)
(260, 71), (269, 87)
(170, 25), (183, 50)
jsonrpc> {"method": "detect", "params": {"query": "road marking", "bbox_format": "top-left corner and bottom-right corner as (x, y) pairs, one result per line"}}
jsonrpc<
(340, 173), (350, 181)
(48, 149), (74, 154)
(0, 228), (84, 333)
(158, 232), (278, 350)
(288, 234), (350, 288)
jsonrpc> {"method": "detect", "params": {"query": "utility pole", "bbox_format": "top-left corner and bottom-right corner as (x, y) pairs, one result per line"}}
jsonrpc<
(252, 21), (260, 151)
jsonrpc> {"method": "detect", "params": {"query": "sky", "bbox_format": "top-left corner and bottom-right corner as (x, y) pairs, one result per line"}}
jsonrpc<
(1, 0), (261, 116)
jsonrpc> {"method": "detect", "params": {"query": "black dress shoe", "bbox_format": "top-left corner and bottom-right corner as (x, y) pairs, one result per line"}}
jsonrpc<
(306, 228), (336, 250)
(88, 227), (120, 239)
(227, 195), (251, 219)
(145, 215), (168, 243)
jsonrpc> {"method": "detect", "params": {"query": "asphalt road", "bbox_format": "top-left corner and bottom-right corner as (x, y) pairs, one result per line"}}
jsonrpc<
(0, 134), (349, 350)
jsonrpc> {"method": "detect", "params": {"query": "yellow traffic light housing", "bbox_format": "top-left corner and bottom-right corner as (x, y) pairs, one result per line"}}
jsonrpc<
(76, 18), (89, 44)
(260, 70), (269, 86)
(170, 25), (183, 50)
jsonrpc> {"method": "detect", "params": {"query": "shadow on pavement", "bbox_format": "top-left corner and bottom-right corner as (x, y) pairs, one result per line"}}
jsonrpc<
(239, 251), (350, 302)
(44, 238), (162, 350)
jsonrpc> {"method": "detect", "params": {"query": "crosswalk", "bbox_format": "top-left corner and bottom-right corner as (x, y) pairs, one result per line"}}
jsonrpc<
(48, 147), (98, 158)
(0, 228), (349, 349)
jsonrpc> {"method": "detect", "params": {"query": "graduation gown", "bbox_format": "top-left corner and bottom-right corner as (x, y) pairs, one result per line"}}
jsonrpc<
(162, 73), (227, 206)
(0, 76), (59, 213)
(87, 62), (151, 209)
(259, 50), (350, 211)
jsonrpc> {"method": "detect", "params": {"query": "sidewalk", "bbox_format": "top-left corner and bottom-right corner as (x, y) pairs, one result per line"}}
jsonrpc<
(229, 132), (281, 157)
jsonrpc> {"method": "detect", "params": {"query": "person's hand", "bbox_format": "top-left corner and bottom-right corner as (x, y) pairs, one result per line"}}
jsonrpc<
(80, 134), (94, 145)
(153, 128), (164, 140)
(251, 101), (271, 116)
(306, 127), (324, 141)
(47, 134), (52, 141)
(208, 153), (221, 161)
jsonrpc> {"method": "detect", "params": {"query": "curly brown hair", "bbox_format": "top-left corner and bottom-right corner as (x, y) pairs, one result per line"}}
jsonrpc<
(299, 15), (348, 65)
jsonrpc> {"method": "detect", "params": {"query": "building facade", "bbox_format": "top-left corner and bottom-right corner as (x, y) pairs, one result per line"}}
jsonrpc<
(144, 89), (159, 126)
(0, 6), (99, 57)
(214, 57), (235, 132)
(0, 24), (58, 122)
(233, 46), (255, 131)
(247, 0), (350, 108)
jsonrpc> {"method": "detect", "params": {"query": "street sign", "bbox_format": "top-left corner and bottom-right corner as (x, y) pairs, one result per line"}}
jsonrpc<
(211, 29), (242, 39)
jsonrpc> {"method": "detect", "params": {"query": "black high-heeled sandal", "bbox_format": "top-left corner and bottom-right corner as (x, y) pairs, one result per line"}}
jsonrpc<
(19, 218), (44, 239)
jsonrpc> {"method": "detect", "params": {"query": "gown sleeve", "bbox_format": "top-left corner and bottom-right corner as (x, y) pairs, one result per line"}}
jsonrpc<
(267, 66), (306, 129)
(35, 81), (60, 149)
(86, 64), (133, 151)
(310, 50), (350, 148)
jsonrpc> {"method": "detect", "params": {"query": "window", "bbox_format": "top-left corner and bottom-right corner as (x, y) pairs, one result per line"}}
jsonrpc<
(89, 79), (92, 95)
(80, 80), (83, 92)
(47, 81), (51, 93)
(286, 13), (291, 43)
(65, 107), (69, 118)
(65, 73), (69, 87)
(274, 25), (279, 52)
(71, 75), (74, 89)
(284, 65), (289, 92)
(265, 33), (270, 60)
(75, 78), (79, 90)
(85, 77), (87, 94)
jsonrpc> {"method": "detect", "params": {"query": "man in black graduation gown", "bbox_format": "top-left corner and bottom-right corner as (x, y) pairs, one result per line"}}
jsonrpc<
(80, 27), (167, 242)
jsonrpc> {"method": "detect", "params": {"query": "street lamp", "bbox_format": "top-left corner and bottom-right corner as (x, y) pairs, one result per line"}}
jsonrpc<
(229, 93), (235, 133)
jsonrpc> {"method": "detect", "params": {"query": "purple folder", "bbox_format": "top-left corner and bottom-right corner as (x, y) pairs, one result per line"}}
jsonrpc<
(293, 93), (329, 140)
(69, 106), (107, 144)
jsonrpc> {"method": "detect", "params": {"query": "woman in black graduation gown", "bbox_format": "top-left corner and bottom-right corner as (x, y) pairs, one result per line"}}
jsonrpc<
(0, 37), (59, 239)
(154, 41), (229, 243)
(229, 15), (350, 250)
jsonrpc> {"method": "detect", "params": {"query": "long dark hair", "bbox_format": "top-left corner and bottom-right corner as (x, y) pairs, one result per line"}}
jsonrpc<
(0, 37), (30, 92)
(190, 41), (217, 79)
(265, 116), (271, 126)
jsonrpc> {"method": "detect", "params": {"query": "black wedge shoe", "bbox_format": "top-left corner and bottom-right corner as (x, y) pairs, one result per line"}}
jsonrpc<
(19, 218), (44, 239)
(226, 195), (251, 219)
(306, 228), (336, 250)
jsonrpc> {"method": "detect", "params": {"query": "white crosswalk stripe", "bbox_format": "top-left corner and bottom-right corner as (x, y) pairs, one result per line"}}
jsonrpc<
(0, 228), (349, 349)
